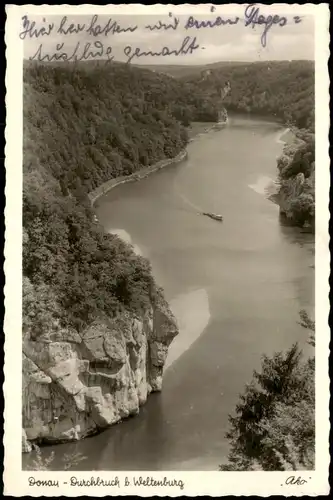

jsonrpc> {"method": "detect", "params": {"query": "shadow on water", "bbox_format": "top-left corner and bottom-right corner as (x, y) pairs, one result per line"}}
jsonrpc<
(277, 214), (315, 312)
(23, 115), (316, 472)
(278, 213), (315, 254)
(97, 392), (170, 471)
(38, 393), (169, 471)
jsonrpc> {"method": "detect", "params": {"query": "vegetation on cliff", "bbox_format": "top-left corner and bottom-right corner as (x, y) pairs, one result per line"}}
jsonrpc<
(277, 130), (315, 229)
(23, 61), (212, 333)
(24, 60), (314, 336)
(177, 60), (314, 131)
(26, 445), (86, 471)
(220, 312), (315, 471)
(175, 60), (315, 228)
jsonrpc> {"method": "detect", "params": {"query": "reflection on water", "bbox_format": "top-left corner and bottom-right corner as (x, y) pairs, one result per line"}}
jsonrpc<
(23, 115), (315, 471)
(278, 213), (315, 251)
(166, 289), (210, 370)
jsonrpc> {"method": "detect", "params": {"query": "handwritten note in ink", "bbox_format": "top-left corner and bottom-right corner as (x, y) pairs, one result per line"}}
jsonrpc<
(4, 0), (330, 497)
(20, 4), (307, 64)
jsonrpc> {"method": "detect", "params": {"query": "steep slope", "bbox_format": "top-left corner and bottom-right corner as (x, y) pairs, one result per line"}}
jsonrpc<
(176, 60), (315, 227)
(181, 60), (315, 130)
(22, 62), (212, 450)
(276, 130), (315, 230)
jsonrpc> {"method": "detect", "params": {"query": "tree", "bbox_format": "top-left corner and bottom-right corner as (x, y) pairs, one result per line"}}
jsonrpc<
(26, 444), (87, 471)
(24, 61), (206, 332)
(219, 313), (315, 471)
(276, 130), (315, 230)
(298, 309), (315, 347)
(289, 194), (315, 226)
(182, 60), (314, 130)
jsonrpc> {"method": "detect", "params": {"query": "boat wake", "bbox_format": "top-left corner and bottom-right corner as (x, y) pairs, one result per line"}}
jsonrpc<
(175, 188), (203, 214)
(173, 171), (223, 222)
(172, 164), (204, 214)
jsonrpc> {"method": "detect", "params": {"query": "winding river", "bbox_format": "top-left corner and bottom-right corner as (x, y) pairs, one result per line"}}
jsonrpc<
(23, 115), (314, 471)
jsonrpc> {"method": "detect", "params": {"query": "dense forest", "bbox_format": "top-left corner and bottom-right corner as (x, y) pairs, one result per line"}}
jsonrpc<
(178, 60), (315, 131)
(176, 60), (315, 228)
(23, 57), (315, 341)
(23, 61), (214, 334)
(22, 58), (316, 470)
(145, 60), (314, 130)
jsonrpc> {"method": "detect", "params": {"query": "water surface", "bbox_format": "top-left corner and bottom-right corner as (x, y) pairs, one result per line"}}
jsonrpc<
(23, 116), (314, 471)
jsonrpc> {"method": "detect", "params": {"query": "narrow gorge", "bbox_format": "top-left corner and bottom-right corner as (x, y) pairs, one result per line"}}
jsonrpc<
(22, 59), (314, 460)
(22, 61), (221, 452)
(23, 288), (178, 450)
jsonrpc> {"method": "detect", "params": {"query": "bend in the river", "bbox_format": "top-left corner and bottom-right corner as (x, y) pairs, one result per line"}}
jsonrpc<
(23, 115), (314, 471)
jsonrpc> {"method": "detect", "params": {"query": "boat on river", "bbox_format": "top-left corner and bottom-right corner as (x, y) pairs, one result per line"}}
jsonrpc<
(202, 212), (223, 222)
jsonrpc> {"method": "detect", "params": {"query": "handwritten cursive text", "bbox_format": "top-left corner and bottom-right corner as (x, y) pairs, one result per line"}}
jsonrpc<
(146, 12), (180, 31)
(19, 15), (54, 40)
(285, 476), (311, 486)
(29, 41), (114, 63)
(244, 4), (288, 47)
(85, 15), (138, 36)
(123, 36), (200, 64)
(184, 14), (240, 30)
(20, 7), (304, 62)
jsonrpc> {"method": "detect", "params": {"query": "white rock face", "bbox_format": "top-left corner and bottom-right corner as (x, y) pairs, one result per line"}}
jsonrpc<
(22, 295), (178, 451)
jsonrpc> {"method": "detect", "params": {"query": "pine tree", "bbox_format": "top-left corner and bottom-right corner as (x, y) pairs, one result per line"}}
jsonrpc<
(219, 314), (315, 472)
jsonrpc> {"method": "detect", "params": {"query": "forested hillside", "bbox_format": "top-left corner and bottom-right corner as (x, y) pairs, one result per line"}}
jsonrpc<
(23, 62), (213, 333)
(176, 60), (315, 228)
(277, 129), (315, 229)
(22, 59), (315, 336)
(181, 60), (314, 130)
(133, 61), (248, 79)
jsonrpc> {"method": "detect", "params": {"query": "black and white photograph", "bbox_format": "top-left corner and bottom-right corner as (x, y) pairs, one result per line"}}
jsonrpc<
(4, 3), (330, 496)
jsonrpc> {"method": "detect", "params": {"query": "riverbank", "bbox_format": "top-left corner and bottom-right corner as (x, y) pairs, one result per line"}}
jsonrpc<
(248, 127), (293, 199)
(276, 126), (297, 146)
(276, 127), (290, 145)
(23, 114), (315, 472)
(104, 232), (211, 372)
(90, 120), (228, 369)
(272, 125), (315, 231)
(95, 119), (288, 375)
(88, 150), (187, 206)
(89, 120), (228, 206)
(187, 119), (228, 141)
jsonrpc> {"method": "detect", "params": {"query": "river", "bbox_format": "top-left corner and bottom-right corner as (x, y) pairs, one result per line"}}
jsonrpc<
(23, 115), (314, 471)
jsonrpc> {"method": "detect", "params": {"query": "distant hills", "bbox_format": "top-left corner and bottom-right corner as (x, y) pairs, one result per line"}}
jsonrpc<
(23, 60), (221, 333)
(133, 59), (314, 79)
(132, 60), (250, 78)
(162, 60), (315, 130)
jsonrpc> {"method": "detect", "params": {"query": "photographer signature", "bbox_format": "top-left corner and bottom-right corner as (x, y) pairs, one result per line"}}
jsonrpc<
(284, 476), (311, 486)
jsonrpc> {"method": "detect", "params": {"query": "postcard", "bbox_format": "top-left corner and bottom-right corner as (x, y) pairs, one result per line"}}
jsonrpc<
(4, 3), (330, 496)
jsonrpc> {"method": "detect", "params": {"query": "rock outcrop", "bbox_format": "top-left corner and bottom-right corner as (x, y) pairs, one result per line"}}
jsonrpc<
(278, 170), (315, 230)
(274, 132), (315, 231)
(22, 292), (178, 451)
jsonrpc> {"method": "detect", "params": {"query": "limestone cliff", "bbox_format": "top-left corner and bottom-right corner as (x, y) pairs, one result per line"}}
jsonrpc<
(22, 291), (178, 451)
(275, 131), (315, 231)
(277, 170), (315, 230)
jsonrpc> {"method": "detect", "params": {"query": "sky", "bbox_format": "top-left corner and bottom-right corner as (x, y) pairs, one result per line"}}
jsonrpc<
(21, 5), (315, 65)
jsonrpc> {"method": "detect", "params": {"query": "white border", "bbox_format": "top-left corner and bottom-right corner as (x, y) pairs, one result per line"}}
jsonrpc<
(4, 3), (330, 496)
